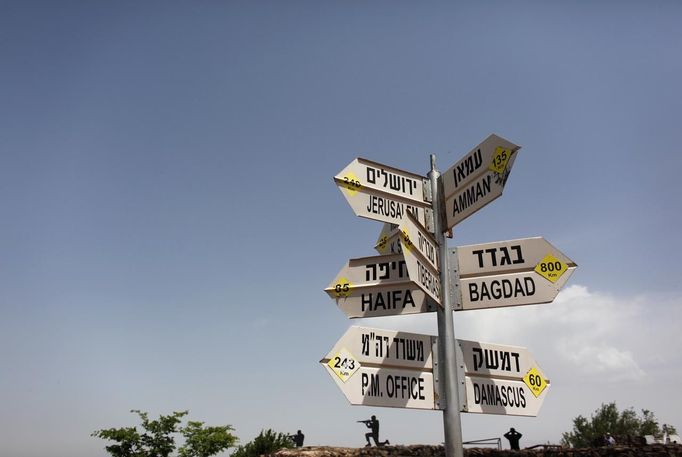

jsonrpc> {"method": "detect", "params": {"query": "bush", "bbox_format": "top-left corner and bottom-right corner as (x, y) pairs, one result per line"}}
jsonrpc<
(231, 429), (294, 457)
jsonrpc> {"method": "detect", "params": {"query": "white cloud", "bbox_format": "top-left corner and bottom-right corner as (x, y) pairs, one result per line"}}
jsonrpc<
(360, 284), (682, 385)
(352, 284), (682, 447)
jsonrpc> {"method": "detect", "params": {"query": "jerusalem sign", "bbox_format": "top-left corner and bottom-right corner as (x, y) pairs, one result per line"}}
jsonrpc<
(335, 158), (432, 228)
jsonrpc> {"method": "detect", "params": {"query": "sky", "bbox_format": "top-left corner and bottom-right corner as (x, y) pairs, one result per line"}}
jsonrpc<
(1, 1), (682, 456)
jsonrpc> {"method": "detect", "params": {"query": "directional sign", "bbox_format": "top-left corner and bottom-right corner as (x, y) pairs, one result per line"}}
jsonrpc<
(320, 326), (549, 415)
(457, 339), (546, 382)
(450, 237), (577, 310)
(457, 339), (550, 417)
(398, 211), (442, 305)
(375, 223), (401, 255)
(320, 326), (438, 410)
(335, 158), (432, 228)
(462, 376), (548, 417)
(440, 134), (521, 230)
(324, 254), (438, 318)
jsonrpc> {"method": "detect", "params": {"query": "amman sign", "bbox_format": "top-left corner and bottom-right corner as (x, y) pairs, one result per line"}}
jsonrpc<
(440, 134), (521, 230)
(320, 326), (438, 410)
(324, 253), (438, 318)
(450, 237), (577, 310)
(335, 158), (432, 228)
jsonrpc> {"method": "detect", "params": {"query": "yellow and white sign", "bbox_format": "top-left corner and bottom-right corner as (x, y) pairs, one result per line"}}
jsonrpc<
(398, 211), (441, 306)
(452, 236), (577, 311)
(440, 134), (521, 230)
(457, 339), (550, 417)
(324, 253), (438, 319)
(534, 254), (568, 283)
(327, 348), (360, 382)
(523, 367), (549, 397)
(320, 326), (438, 410)
(335, 157), (431, 227)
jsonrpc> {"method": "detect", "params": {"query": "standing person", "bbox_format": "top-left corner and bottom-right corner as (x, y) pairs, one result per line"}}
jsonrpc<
(504, 427), (523, 450)
(288, 430), (304, 447)
(359, 416), (389, 447)
(605, 432), (616, 446)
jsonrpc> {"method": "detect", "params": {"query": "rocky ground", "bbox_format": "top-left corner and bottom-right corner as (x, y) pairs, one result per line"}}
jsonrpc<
(272, 444), (682, 457)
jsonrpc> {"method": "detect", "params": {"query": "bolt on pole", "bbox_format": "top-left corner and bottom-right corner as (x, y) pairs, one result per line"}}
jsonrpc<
(429, 154), (464, 457)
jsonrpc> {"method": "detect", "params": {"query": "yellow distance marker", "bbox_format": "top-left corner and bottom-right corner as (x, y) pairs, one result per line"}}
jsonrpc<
(375, 225), (390, 254)
(327, 348), (360, 382)
(333, 277), (353, 298)
(534, 253), (568, 283)
(340, 172), (362, 196)
(400, 227), (413, 253)
(523, 367), (548, 397)
(488, 146), (512, 174)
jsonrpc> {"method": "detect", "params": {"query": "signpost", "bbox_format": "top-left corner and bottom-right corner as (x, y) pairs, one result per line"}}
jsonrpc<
(324, 254), (438, 318)
(320, 326), (438, 410)
(440, 134), (520, 230)
(335, 158), (432, 228)
(450, 237), (577, 310)
(322, 134), (576, 457)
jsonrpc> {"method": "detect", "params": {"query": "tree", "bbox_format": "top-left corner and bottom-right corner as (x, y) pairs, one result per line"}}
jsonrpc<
(561, 402), (677, 448)
(231, 429), (294, 457)
(179, 420), (238, 457)
(92, 410), (238, 457)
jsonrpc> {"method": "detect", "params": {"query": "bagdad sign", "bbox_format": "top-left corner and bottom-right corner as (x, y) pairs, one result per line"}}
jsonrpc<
(440, 134), (521, 230)
(450, 237), (577, 311)
(457, 339), (550, 417)
(324, 253), (438, 318)
(320, 326), (438, 410)
(335, 158), (432, 229)
(321, 326), (549, 416)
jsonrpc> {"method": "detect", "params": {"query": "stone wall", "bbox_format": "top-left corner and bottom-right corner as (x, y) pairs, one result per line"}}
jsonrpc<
(273, 444), (682, 457)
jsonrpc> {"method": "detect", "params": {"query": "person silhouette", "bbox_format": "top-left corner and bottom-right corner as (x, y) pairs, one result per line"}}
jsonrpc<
(288, 430), (304, 447)
(504, 427), (522, 450)
(361, 416), (389, 447)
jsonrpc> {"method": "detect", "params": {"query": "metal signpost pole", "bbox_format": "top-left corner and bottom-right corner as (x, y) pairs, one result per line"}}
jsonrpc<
(429, 155), (464, 457)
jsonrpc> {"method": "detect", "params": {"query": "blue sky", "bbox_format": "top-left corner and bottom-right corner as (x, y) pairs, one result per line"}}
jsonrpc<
(1, 1), (681, 456)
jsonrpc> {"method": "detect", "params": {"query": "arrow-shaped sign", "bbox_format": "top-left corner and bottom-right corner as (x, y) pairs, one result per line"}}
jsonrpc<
(456, 339), (549, 417)
(461, 376), (547, 417)
(320, 326), (438, 410)
(375, 223), (402, 256)
(335, 158), (432, 228)
(324, 254), (438, 318)
(398, 211), (442, 306)
(440, 134), (521, 230)
(450, 237), (577, 310)
(321, 326), (549, 416)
